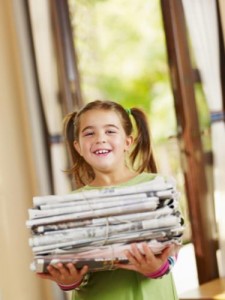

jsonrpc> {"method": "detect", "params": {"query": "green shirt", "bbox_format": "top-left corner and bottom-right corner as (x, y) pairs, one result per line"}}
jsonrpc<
(72, 173), (178, 300)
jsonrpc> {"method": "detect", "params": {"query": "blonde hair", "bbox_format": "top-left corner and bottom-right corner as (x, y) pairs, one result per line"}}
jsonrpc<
(63, 100), (157, 187)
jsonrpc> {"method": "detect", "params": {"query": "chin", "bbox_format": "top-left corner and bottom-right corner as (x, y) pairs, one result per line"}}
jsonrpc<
(94, 165), (114, 172)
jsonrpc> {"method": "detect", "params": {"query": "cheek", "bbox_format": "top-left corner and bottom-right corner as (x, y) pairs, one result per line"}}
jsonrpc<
(114, 138), (130, 151)
(74, 140), (86, 156)
(80, 142), (91, 155)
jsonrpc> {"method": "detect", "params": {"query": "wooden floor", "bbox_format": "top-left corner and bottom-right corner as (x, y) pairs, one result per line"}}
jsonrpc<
(179, 277), (225, 300)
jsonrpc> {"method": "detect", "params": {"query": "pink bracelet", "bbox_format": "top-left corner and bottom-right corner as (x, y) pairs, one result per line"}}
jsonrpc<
(58, 278), (83, 291)
(145, 260), (170, 279)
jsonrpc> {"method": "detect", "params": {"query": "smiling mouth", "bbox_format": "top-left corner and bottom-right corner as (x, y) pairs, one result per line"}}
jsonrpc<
(94, 149), (111, 155)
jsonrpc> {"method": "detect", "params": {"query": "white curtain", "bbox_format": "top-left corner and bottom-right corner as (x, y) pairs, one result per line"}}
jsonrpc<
(182, 0), (225, 277)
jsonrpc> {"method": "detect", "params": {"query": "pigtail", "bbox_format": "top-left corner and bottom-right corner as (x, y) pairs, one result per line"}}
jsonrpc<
(63, 111), (77, 164)
(63, 112), (94, 187)
(130, 108), (157, 173)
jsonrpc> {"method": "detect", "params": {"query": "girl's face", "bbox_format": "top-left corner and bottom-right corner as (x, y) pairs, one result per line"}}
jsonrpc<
(74, 109), (133, 173)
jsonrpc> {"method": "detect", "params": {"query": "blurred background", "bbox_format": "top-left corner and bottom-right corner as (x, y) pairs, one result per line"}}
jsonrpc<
(1, 0), (225, 299)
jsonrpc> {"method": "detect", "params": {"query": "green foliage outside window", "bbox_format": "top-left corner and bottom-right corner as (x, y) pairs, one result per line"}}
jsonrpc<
(68, 0), (212, 243)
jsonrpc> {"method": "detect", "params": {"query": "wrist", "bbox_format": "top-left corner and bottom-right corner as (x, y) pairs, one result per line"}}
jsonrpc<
(145, 260), (170, 279)
(57, 278), (83, 291)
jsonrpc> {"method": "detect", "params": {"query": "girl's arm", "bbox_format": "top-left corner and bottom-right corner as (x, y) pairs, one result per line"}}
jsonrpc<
(36, 263), (88, 290)
(117, 242), (179, 278)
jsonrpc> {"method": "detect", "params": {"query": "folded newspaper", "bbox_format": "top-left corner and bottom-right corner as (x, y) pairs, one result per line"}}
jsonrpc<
(26, 175), (184, 273)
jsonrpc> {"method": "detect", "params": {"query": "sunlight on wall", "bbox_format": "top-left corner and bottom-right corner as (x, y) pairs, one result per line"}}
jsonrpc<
(173, 243), (199, 295)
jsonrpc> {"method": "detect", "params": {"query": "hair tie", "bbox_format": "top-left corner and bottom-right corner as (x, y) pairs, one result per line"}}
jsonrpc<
(210, 110), (225, 123)
(126, 108), (131, 115)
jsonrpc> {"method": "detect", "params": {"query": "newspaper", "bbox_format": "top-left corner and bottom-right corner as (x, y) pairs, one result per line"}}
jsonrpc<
(26, 176), (184, 273)
(39, 193), (148, 210)
(32, 176), (175, 207)
(29, 215), (181, 247)
(32, 206), (179, 234)
(28, 196), (158, 219)
(31, 225), (183, 254)
(31, 239), (180, 273)
(26, 200), (159, 228)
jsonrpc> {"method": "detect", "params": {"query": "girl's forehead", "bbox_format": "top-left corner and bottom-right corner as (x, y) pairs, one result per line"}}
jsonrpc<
(79, 109), (122, 126)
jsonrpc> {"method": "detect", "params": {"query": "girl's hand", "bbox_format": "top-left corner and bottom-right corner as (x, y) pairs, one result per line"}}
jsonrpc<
(116, 242), (178, 275)
(36, 263), (88, 286)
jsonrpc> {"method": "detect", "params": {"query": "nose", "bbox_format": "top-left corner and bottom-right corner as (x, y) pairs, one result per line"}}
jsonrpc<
(95, 132), (106, 144)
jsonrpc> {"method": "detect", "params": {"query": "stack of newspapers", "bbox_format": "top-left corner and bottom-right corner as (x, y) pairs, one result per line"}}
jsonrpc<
(26, 176), (184, 273)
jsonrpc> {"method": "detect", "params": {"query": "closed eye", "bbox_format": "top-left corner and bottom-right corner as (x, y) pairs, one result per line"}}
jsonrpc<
(106, 130), (117, 134)
(83, 131), (94, 137)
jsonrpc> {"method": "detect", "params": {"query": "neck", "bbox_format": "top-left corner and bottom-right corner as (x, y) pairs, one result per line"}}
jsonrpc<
(89, 168), (138, 187)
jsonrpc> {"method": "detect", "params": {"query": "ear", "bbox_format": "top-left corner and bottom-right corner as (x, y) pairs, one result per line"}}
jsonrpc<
(73, 140), (82, 156)
(124, 135), (133, 152)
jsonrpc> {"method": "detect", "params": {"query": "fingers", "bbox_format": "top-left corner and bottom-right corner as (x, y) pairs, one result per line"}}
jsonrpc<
(79, 265), (89, 276)
(116, 263), (137, 271)
(130, 243), (145, 264)
(120, 242), (177, 275)
(66, 263), (88, 277)
(36, 273), (53, 281)
(36, 262), (89, 286)
(141, 242), (155, 262)
(48, 263), (68, 277)
(160, 244), (177, 261)
(66, 263), (77, 276)
(129, 242), (156, 264)
(124, 243), (151, 270)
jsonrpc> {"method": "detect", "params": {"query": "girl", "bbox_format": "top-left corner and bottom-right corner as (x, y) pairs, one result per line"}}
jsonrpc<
(37, 100), (179, 300)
